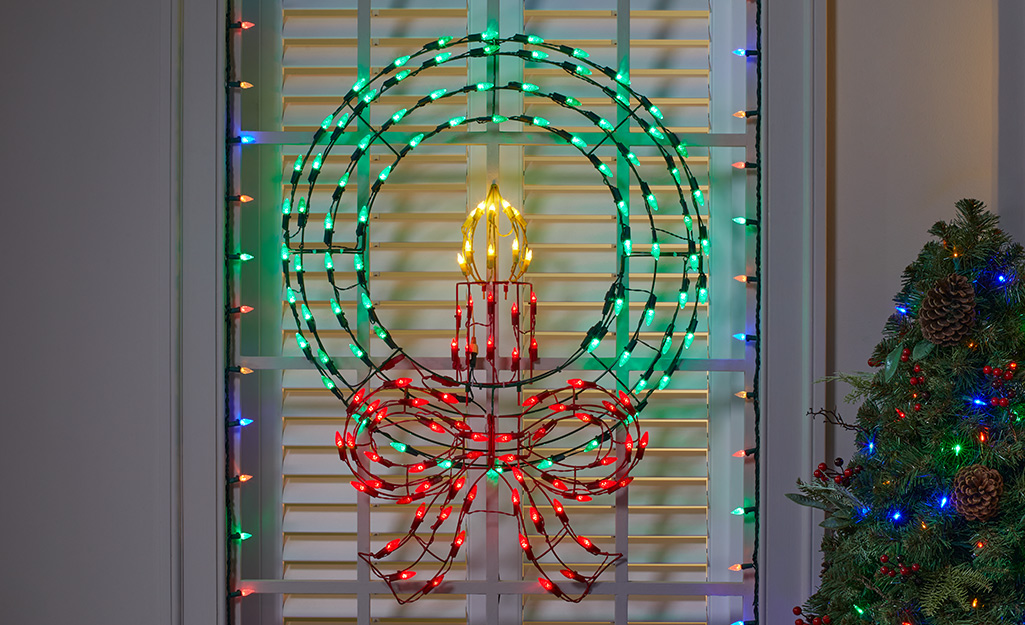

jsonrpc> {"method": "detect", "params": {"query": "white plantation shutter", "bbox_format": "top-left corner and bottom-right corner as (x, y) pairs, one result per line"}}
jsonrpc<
(236, 1), (754, 623)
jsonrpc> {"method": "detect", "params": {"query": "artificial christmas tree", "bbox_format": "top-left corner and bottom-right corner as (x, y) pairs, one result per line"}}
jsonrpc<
(789, 200), (1025, 624)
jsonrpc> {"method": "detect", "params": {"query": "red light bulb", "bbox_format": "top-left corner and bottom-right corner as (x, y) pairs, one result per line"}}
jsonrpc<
(385, 538), (402, 552)
(240, 21), (255, 29)
(238, 305), (254, 314)
(398, 570), (416, 580)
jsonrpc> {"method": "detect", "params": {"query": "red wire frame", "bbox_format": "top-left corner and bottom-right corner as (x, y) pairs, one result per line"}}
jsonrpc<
(334, 283), (648, 603)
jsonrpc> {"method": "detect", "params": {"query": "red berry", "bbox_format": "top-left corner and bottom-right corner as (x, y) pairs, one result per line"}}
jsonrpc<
(880, 566), (889, 574)
(888, 569), (897, 577)
(991, 397), (1000, 406)
(834, 476), (843, 484)
(844, 469), (852, 477)
(914, 403), (922, 411)
(818, 462), (828, 471)
(900, 566), (909, 575)
(909, 376), (919, 385)
(796, 620), (805, 625)
(813, 470), (823, 479)
(911, 563), (920, 572)
(793, 607), (803, 616)
(984, 365), (993, 375)
(994, 368), (1003, 377)
(902, 347), (911, 355)
(812, 618), (822, 625)
(1004, 370), (1014, 380)
(1000, 397), (1010, 407)
(913, 364), (922, 373)
(900, 354), (909, 362)
(880, 554), (889, 563)
(918, 376), (926, 384)
(822, 617), (832, 625)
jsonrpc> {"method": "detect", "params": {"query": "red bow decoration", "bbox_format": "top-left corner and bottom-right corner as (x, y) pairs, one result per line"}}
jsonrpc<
(336, 376), (649, 603)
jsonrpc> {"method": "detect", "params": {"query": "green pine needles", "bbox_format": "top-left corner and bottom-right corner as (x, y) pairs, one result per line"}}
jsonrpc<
(789, 200), (1025, 625)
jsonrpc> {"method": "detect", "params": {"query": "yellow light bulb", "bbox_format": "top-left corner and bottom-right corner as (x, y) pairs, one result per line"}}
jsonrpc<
(734, 275), (748, 283)
(457, 253), (466, 267)
(488, 204), (496, 212)
(511, 238), (519, 251)
(502, 200), (510, 208)
(464, 240), (473, 253)
(735, 391), (748, 399)
(488, 244), (495, 257)
(525, 249), (533, 262)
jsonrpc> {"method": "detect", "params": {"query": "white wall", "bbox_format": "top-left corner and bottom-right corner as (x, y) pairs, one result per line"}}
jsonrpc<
(0, 2), (178, 623)
(827, 0), (999, 451)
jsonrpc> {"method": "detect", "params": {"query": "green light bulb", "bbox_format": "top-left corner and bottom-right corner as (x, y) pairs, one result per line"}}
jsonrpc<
(648, 105), (664, 120)
(323, 214), (334, 231)
(338, 172), (350, 188)
(354, 255), (364, 271)
(615, 72), (630, 85)
(538, 458), (553, 470)
(617, 200), (627, 216)
(676, 143), (690, 158)
(671, 168), (681, 184)
(575, 65), (592, 76)
(598, 118), (614, 132)
(281, 198), (291, 215)
(330, 299), (342, 315)
(281, 244), (290, 263)
(684, 214), (692, 228)
(618, 350), (632, 367)
(296, 332), (309, 350)
(321, 115), (333, 130)
(701, 238), (710, 253)
(285, 287), (297, 304)
(658, 374), (671, 390)
(391, 109), (407, 123)
(430, 88), (447, 100)
(293, 156), (303, 172)
(361, 292), (373, 310)
(483, 44), (499, 55)
(294, 255), (304, 273)
(395, 69), (410, 82)
(348, 343), (364, 359)
(317, 349), (330, 365)
(238, 253), (254, 262)
(527, 34), (544, 44)
(481, 30), (498, 41)
(853, 605), (864, 616)
(531, 50), (549, 60)
(587, 336), (602, 353)
(297, 198), (307, 214)
(634, 378), (648, 392)
(570, 135), (586, 149)
(520, 82), (540, 93)
(476, 82), (494, 91)
(644, 307), (655, 326)
(651, 242), (660, 259)
(374, 326), (389, 341)
(614, 297), (624, 316)
(358, 205), (369, 223)
(491, 114), (507, 123)
(698, 288), (708, 304)
(689, 254), (699, 271)
(437, 36), (454, 47)
(597, 163), (612, 176)
(237, 532), (252, 541)
(312, 153), (323, 170)
(616, 93), (630, 106)
(678, 291), (689, 307)
(622, 239), (632, 256)
(393, 55), (410, 67)
(532, 117), (550, 127)
(301, 304), (312, 321)
(351, 77), (367, 93)
(390, 441), (407, 453)
(692, 188), (704, 206)
(434, 52), (452, 63)
(731, 507), (745, 516)
(378, 165), (392, 181)
(733, 216), (748, 225)
(684, 332), (696, 349)
(627, 152), (640, 166)
(954, 444), (961, 455)
(335, 112), (350, 128)
(321, 375), (335, 390)
(572, 48), (589, 59)
(585, 438), (599, 451)
(358, 134), (372, 150)
(439, 460), (452, 470)
(409, 133), (424, 148)
(646, 194), (658, 211)
(647, 126), (665, 140)
(565, 96), (580, 107)
(448, 116), (466, 127)
(660, 335), (673, 355)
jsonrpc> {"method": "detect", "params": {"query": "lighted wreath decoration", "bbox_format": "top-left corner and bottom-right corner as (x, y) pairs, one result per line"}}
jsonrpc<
(282, 31), (710, 603)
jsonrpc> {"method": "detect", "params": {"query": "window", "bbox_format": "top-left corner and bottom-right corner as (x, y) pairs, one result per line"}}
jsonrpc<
(234, 2), (756, 623)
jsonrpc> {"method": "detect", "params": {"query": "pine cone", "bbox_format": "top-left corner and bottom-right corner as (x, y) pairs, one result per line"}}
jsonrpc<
(952, 465), (1003, 521)
(919, 273), (975, 346)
